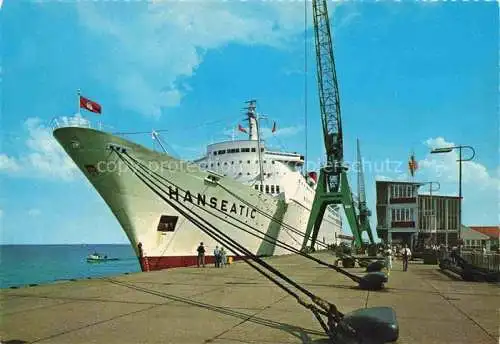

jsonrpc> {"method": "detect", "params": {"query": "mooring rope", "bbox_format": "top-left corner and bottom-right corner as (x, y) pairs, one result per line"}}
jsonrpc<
(113, 148), (348, 335)
(123, 151), (361, 283)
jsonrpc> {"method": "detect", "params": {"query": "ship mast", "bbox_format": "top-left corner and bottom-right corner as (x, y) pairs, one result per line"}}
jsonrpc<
(245, 100), (265, 190)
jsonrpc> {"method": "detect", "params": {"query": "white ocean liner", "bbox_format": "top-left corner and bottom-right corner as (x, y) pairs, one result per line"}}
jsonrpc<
(53, 101), (342, 271)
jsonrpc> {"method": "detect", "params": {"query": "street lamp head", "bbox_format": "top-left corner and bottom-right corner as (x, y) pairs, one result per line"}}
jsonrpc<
(431, 147), (454, 154)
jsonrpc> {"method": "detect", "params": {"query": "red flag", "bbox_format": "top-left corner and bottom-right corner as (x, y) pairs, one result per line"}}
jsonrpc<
(308, 171), (317, 183)
(80, 95), (102, 114)
(272, 121), (277, 133)
(408, 154), (418, 176)
(238, 124), (247, 133)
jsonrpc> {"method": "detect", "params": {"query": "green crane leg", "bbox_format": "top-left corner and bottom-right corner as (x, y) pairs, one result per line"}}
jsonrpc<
(360, 219), (375, 244)
(302, 170), (367, 251)
(302, 169), (329, 251)
(339, 172), (363, 248)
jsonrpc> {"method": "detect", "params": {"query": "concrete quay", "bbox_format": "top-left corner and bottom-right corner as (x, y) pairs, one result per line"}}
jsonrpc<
(1, 253), (498, 344)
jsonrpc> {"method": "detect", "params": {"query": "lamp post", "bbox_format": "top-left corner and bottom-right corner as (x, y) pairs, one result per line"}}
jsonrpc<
(431, 145), (476, 248)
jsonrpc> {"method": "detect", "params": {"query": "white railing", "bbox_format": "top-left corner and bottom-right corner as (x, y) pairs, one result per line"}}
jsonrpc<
(50, 114), (112, 132)
(461, 252), (500, 272)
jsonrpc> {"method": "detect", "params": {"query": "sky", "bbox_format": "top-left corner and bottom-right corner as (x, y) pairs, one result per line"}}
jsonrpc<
(1, 0), (498, 244)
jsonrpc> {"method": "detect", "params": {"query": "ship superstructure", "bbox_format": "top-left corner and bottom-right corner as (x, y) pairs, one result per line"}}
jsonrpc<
(53, 101), (342, 271)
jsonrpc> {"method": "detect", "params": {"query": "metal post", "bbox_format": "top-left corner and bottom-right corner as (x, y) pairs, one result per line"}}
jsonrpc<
(429, 184), (433, 245)
(445, 199), (449, 247)
(255, 112), (265, 191)
(433, 191), (437, 243)
(458, 146), (462, 247)
(77, 89), (81, 116)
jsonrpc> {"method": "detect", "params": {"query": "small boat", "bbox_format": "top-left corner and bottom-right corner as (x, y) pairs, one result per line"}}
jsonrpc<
(86, 252), (119, 263)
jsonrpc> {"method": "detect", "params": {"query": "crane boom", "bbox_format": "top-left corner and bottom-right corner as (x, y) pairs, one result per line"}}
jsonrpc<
(312, 0), (343, 192)
(302, 0), (374, 251)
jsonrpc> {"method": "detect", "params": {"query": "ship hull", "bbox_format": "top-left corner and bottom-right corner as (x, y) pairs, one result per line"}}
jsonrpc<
(54, 127), (340, 271)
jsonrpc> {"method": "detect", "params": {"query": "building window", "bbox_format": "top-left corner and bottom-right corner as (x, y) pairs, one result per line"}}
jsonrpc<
(254, 185), (259, 190)
(272, 161), (275, 164)
(391, 184), (416, 199)
(271, 185), (275, 194)
(247, 160), (251, 164)
(265, 185), (269, 193)
(260, 184), (263, 192)
(276, 185), (280, 193)
(214, 152), (217, 156)
(391, 208), (414, 221)
(251, 148), (256, 152)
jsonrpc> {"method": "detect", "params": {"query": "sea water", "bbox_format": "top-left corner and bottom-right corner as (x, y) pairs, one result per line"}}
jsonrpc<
(0, 244), (141, 288)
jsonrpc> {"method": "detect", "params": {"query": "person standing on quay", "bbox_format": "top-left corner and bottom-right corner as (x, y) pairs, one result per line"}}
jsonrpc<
(384, 245), (393, 274)
(197, 242), (206, 268)
(214, 246), (220, 268)
(401, 244), (411, 272)
(220, 247), (227, 268)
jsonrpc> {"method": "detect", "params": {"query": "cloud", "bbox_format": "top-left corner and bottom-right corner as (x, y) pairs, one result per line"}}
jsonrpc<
(28, 208), (41, 217)
(0, 118), (78, 181)
(0, 154), (21, 172)
(383, 136), (499, 225)
(420, 137), (496, 187)
(75, 1), (316, 118)
(424, 136), (454, 150)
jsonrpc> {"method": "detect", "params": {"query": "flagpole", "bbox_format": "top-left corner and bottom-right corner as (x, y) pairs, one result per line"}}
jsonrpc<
(77, 89), (81, 116)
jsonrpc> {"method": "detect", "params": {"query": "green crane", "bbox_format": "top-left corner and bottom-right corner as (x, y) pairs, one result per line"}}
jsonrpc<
(301, 0), (374, 251)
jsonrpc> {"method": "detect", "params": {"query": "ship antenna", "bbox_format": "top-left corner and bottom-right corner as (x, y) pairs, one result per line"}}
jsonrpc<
(246, 100), (266, 190)
(245, 99), (257, 141)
